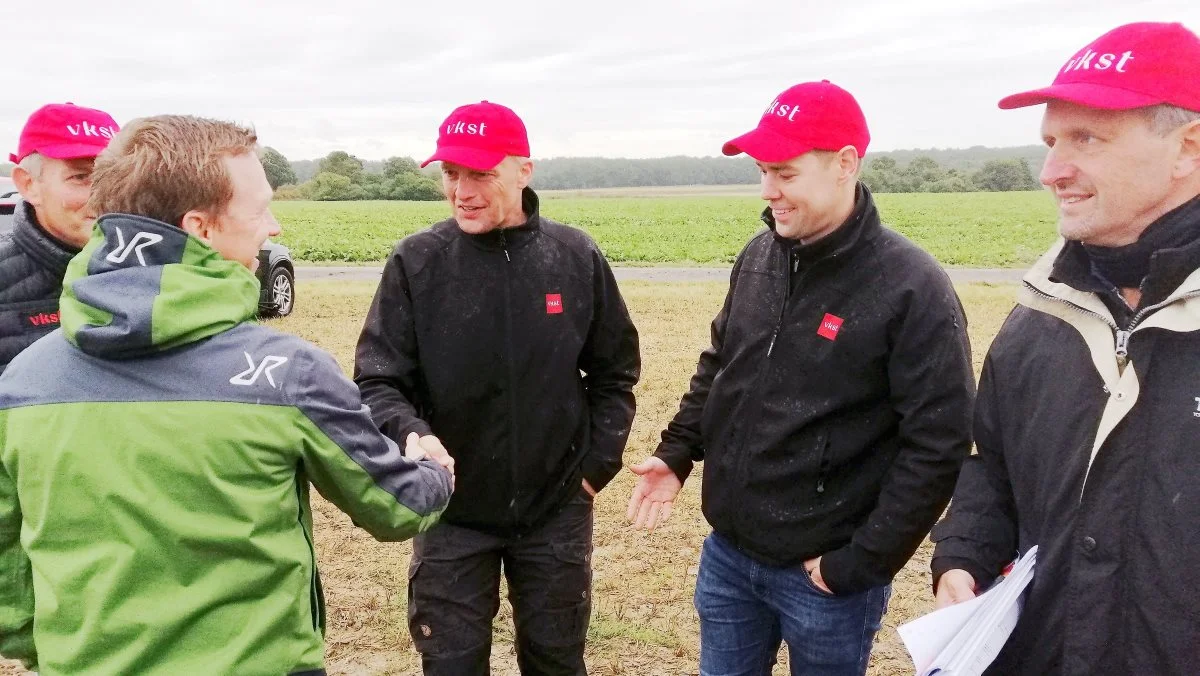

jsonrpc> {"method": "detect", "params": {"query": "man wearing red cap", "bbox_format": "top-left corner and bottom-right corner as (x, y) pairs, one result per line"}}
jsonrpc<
(354, 101), (640, 675)
(931, 22), (1200, 675)
(626, 81), (975, 675)
(0, 103), (119, 373)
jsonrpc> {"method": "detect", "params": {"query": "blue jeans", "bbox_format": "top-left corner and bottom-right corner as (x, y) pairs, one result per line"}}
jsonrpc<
(695, 533), (890, 676)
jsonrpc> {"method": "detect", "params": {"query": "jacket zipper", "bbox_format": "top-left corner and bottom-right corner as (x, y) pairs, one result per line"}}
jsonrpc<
(735, 247), (802, 511)
(1024, 282), (1200, 369)
(498, 230), (519, 525)
(766, 250), (799, 357)
(815, 435), (831, 496)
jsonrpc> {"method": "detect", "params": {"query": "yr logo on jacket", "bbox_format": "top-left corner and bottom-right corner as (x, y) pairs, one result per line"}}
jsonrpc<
(817, 313), (844, 341)
(545, 293), (564, 315)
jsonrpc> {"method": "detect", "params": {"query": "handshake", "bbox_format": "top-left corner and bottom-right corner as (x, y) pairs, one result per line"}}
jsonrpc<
(404, 433), (456, 485)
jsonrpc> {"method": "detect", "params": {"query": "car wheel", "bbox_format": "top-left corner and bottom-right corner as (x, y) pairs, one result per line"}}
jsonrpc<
(269, 266), (295, 317)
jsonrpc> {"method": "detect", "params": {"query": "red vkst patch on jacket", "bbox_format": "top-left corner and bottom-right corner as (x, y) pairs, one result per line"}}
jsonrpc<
(27, 311), (60, 327)
(816, 313), (843, 341)
(545, 294), (564, 314)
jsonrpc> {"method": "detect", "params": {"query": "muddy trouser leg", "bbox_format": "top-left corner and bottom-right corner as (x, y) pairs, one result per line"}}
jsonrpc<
(504, 489), (594, 676)
(408, 522), (504, 676)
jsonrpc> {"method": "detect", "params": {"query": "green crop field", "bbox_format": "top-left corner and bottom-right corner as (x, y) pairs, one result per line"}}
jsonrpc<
(270, 190), (1059, 268)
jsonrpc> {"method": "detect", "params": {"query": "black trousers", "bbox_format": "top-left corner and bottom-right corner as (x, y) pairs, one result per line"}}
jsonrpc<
(408, 490), (594, 675)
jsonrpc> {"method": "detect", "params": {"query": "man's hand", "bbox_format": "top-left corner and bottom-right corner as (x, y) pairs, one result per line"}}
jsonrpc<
(417, 434), (455, 475)
(626, 457), (682, 531)
(935, 569), (978, 608)
(404, 432), (427, 461)
(804, 556), (833, 595)
(582, 479), (597, 497)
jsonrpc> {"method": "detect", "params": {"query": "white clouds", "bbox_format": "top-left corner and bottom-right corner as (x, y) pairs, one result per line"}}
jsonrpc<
(5, 0), (1197, 160)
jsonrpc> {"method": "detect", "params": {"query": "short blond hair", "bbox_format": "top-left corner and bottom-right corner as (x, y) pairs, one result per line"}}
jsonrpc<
(88, 115), (258, 227)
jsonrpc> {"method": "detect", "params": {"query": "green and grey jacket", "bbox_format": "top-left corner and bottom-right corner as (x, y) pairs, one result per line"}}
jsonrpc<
(0, 214), (452, 675)
(932, 196), (1200, 675)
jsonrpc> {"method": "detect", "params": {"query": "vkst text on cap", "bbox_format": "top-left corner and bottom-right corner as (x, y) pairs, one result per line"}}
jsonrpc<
(722, 80), (870, 163)
(421, 101), (530, 172)
(999, 21), (1200, 111)
(10, 103), (120, 164)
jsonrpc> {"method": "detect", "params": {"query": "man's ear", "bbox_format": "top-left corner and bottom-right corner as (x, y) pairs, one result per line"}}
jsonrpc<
(179, 209), (215, 242)
(836, 146), (860, 185)
(516, 159), (533, 190)
(1171, 119), (1200, 180)
(11, 166), (40, 206)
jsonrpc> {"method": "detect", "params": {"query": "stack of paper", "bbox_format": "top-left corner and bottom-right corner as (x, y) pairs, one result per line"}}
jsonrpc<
(898, 546), (1038, 676)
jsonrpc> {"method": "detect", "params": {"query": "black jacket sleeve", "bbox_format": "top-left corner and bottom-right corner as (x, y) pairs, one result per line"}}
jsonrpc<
(652, 256), (743, 482)
(821, 270), (977, 595)
(353, 247), (434, 443)
(930, 350), (1020, 591)
(576, 247), (641, 492)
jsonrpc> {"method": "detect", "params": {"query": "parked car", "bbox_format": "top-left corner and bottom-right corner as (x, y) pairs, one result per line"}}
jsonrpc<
(2, 191), (295, 318)
(256, 239), (295, 317)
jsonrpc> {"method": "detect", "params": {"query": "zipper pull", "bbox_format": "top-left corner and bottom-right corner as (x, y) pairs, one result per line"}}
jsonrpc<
(1115, 329), (1130, 368)
(499, 230), (510, 262)
(816, 478), (825, 494)
(792, 253), (799, 273)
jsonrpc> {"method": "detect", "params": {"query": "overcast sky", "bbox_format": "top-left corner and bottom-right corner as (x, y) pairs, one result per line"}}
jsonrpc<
(6, 0), (1196, 162)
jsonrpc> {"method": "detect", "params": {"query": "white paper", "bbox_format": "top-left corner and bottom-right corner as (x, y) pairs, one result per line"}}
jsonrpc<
(899, 546), (1037, 676)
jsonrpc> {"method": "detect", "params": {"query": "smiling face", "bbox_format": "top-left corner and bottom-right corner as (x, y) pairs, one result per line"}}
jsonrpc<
(441, 156), (532, 234)
(13, 155), (98, 248)
(1039, 101), (1197, 246)
(756, 148), (858, 242)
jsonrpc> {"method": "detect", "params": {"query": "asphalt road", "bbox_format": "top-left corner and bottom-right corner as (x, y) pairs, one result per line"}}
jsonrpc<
(295, 265), (1026, 284)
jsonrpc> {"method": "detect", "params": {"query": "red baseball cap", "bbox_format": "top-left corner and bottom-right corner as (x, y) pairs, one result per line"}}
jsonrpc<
(9, 103), (120, 164)
(421, 101), (530, 171)
(722, 80), (870, 162)
(999, 22), (1200, 111)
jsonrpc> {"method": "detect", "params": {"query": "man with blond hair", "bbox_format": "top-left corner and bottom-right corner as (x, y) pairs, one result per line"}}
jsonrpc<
(0, 114), (454, 675)
(355, 101), (640, 675)
(0, 103), (118, 373)
(932, 21), (1200, 674)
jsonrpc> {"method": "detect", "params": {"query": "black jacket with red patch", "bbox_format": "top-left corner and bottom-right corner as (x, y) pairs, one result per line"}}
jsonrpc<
(655, 185), (975, 594)
(355, 188), (640, 536)
(0, 201), (78, 373)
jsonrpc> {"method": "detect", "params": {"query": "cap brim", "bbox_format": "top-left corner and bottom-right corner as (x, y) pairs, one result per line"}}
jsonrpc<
(998, 83), (1162, 110)
(722, 126), (816, 163)
(420, 146), (507, 171)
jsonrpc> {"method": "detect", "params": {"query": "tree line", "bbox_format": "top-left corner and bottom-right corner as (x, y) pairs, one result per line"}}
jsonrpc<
(2, 145), (1048, 197)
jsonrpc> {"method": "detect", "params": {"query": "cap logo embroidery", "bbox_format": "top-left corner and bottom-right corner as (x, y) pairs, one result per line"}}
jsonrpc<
(764, 99), (802, 121)
(1063, 49), (1135, 73)
(65, 121), (117, 139)
(445, 121), (487, 136)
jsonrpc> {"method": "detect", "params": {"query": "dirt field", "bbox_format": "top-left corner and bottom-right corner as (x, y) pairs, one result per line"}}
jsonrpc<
(1, 279), (1018, 676)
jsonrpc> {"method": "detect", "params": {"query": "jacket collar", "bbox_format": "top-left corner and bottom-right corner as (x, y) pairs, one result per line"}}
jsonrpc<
(460, 187), (541, 252)
(12, 200), (80, 275)
(1028, 193), (1200, 316)
(760, 182), (882, 263)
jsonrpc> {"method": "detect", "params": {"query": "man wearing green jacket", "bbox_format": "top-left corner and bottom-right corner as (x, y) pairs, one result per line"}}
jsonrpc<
(0, 114), (454, 676)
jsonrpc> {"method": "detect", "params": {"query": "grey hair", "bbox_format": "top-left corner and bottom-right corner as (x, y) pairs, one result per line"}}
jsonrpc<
(17, 152), (43, 179)
(1144, 104), (1200, 136)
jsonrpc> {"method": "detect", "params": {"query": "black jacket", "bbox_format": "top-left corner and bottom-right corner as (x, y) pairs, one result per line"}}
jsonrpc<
(931, 196), (1200, 675)
(0, 202), (79, 373)
(655, 185), (975, 595)
(354, 188), (640, 536)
